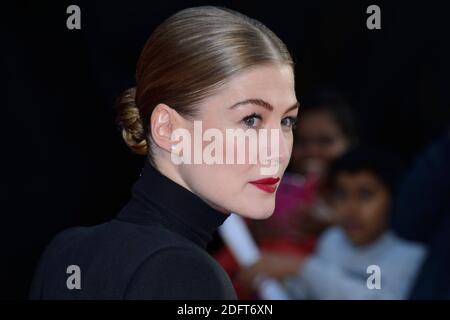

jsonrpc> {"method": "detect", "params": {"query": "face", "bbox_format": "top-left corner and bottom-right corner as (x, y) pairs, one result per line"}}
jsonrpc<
(175, 64), (298, 219)
(290, 111), (349, 176)
(333, 171), (390, 246)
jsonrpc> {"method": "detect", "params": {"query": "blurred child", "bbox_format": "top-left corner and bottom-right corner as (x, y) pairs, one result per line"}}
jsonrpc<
(239, 146), (427, 299)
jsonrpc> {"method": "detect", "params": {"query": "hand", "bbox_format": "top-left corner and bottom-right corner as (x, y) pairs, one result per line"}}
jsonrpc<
(235, 251), (306, 290)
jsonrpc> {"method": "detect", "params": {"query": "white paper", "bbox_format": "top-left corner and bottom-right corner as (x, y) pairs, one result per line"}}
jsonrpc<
(219, 213), (290, 300)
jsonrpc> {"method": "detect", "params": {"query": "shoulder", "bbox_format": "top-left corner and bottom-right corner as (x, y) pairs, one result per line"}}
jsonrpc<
(384, 232), (427, 263)
(124, 245), (236, 299)
(29, 226), (90, 299)
(314, 226), (348, 254)
(43, 220), (189, 256)
(39, 226), (89, 258)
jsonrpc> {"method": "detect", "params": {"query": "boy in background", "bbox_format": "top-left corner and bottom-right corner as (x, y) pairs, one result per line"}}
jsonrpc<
(239, 146), (427, 299)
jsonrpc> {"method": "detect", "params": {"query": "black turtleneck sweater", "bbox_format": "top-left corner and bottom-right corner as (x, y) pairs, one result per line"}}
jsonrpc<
(29, 159), (237, 299)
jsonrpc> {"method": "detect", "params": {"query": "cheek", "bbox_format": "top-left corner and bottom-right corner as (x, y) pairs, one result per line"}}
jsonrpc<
(334, 204), (347, 222)
(360, 199), (387, 225)
(198, 163), (253, 198)
(326, 139), (348, 159)
(323, 144), (340, 159)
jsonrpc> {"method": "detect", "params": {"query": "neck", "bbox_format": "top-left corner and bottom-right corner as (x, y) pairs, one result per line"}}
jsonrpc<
(153, 154), (193, 193)
(152, 155), (229, 215)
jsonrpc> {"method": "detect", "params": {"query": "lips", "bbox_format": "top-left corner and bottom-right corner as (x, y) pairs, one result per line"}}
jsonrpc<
(249, 177), (280, 193)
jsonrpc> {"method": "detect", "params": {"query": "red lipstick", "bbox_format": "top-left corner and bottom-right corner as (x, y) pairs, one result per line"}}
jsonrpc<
(249, 177), (280, 193)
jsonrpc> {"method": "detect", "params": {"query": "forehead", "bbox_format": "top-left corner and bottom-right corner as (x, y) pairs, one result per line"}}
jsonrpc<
(200, 64), (296, 111)
(298, 111), (340, 132)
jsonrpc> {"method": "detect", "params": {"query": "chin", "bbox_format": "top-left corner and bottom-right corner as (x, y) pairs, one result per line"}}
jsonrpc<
(348, 235), (370, 247)
(238, 202), (275, 220)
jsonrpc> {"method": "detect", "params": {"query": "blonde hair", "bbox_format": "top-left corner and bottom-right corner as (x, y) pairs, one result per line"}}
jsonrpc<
(116, 6), (294, 163)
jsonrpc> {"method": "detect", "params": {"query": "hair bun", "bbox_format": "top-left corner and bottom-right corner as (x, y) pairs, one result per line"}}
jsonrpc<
(115, 87), (148, 155)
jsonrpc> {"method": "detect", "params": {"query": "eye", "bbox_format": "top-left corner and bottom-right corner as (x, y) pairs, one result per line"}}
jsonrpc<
(241, 113), (262, 128)
(318, 135), (335, 147)
(334, 188), (347, 201)
(281, 116), (298, 129)
(359, 188), (375, 201)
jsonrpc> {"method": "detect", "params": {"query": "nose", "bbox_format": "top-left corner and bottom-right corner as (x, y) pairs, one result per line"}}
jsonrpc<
(340, 199), (359, 220)
(305, 141), (322, 159)
(259, 127), (290, 165)
(277, 129), (290, 164)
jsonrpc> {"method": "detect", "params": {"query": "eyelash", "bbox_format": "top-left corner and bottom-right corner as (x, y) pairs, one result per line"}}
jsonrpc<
(241, 113), (298, 129)
(282, 116), (298, 129)
(242, 113), (263, 128)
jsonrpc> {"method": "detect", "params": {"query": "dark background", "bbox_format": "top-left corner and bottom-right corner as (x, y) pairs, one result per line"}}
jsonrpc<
(3, 0), (449, 299)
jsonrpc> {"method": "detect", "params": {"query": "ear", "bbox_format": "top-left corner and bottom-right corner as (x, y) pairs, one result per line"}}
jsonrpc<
(149, 103), (184, 153)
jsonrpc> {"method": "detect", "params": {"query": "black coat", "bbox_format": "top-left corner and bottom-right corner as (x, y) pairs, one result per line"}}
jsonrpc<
(29, 158), (237, 299)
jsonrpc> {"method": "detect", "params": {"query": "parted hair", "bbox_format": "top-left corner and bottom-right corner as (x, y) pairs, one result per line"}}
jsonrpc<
(115, 6), (294, 163)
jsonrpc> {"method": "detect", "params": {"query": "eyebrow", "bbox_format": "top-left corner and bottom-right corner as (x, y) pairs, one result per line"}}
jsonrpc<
(228, 98), (300, 113)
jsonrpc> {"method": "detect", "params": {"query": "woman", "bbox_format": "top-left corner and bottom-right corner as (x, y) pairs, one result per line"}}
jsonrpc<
(29, 6), (298, 299)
